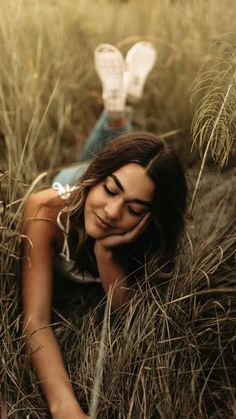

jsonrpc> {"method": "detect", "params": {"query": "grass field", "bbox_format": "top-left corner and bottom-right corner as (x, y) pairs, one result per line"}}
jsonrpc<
(0, 0), (236, 417)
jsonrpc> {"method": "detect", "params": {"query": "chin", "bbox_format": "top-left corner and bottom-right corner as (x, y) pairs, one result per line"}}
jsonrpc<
(85, 222), (107, 240)
(84, 224), (97, 239)
(85, 212), (112, 239)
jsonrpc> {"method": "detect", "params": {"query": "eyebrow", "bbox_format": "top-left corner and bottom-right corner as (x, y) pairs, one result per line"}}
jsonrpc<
(109, 174), (152, 208)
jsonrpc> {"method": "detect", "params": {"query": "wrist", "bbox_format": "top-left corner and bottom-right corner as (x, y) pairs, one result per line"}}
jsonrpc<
(94, 240), (114, 257)
(50, 393), (81, 416)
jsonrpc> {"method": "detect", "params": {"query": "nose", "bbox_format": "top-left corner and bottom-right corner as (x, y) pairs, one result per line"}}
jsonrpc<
(104, 200), (123, 222)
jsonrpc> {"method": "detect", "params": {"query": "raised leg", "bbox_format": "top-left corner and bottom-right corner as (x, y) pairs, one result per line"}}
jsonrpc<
(80, 110), (132, 162)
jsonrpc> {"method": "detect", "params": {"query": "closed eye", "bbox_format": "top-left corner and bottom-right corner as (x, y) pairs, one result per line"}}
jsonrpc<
(103, 183), (148, 217)
(103, 184), (117, 196)
(128, 206), (144, 217)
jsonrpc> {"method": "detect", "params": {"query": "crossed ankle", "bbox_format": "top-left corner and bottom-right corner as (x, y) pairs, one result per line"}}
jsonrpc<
(108, 113), (127, 127)
(95, 42), (157, 113)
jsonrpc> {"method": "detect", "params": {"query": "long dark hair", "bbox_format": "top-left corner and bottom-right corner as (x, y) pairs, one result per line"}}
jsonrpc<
(66, 131), (187, 282)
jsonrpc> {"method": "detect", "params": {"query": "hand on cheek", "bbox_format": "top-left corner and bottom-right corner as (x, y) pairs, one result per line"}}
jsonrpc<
(96, 212), (151, 250)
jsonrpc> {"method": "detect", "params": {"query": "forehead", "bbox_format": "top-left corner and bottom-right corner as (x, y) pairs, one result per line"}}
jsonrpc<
(110, 163), (155, 201)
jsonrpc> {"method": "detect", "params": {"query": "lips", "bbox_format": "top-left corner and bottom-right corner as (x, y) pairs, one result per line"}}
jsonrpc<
(94, 213), (112, 230)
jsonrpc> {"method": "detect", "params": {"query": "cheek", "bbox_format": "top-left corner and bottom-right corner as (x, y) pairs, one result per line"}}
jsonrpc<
(119, 214), (140, 232)
(84, 190), (95, 226)
(84, 195), (90, 220)
(85, 186), (102, 210)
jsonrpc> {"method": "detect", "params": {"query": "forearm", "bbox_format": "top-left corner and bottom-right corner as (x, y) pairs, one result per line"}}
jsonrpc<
(95, 245), (130, 309)
(24, 321), (83, 416)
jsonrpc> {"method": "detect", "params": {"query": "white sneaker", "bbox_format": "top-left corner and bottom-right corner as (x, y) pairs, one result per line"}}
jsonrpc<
(94, 43), (126, 118)
(125, 41), (157, 103)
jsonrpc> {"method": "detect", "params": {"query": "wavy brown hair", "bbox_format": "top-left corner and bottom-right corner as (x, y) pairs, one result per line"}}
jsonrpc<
(65, 131), (187, 282)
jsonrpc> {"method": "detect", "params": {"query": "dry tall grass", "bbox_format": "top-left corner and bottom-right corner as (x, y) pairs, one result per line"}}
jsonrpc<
(1, 0), (236, 417)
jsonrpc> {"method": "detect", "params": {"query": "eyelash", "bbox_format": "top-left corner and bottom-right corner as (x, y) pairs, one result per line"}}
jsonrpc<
(103, 184), (116, 196)
(103, 184), (142, 217)
(128, 207), (142, 216)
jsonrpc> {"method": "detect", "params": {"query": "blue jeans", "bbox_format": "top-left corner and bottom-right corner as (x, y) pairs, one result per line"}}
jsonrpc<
(53, 111), (132, 185)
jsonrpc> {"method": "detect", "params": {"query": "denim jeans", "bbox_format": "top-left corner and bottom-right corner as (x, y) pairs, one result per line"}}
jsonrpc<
(53, 111), (132, 185)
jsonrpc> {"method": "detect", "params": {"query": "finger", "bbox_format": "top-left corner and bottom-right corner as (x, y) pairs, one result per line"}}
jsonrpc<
(134, 211), (151, 232)
(122, 211), (151, 242)
(139, 211), (151, 227)
(98, 212), (151, 248)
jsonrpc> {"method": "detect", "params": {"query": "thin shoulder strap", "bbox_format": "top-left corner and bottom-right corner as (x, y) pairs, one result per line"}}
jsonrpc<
(53, 182), (77, 262)
(56, 210), (71, 261)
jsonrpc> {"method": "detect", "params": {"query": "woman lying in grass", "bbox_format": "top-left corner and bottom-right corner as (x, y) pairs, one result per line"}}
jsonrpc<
(21, 43), (187, 419)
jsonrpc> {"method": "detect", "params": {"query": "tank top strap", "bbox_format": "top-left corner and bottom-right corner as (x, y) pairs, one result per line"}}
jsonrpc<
(52, 182), (78, 262)
(52, 182), (101, 284)
(56, 210), (71, 261)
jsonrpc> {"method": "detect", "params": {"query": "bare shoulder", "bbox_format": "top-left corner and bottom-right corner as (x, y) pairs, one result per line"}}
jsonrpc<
(22, 188), (68, 247)
(23, 188), (64, 222)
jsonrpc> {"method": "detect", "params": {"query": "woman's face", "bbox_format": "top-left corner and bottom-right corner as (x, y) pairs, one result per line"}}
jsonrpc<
(84, 163), (155, 239)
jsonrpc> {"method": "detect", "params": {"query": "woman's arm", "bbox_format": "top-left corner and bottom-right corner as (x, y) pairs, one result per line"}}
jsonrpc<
(94, 212), (150, 310)
(94, 243), (130, 310)
(22, 189), (88, 419)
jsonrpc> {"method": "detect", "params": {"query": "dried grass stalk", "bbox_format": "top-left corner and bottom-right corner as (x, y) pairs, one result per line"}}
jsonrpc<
(190, 38), (236, 212)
